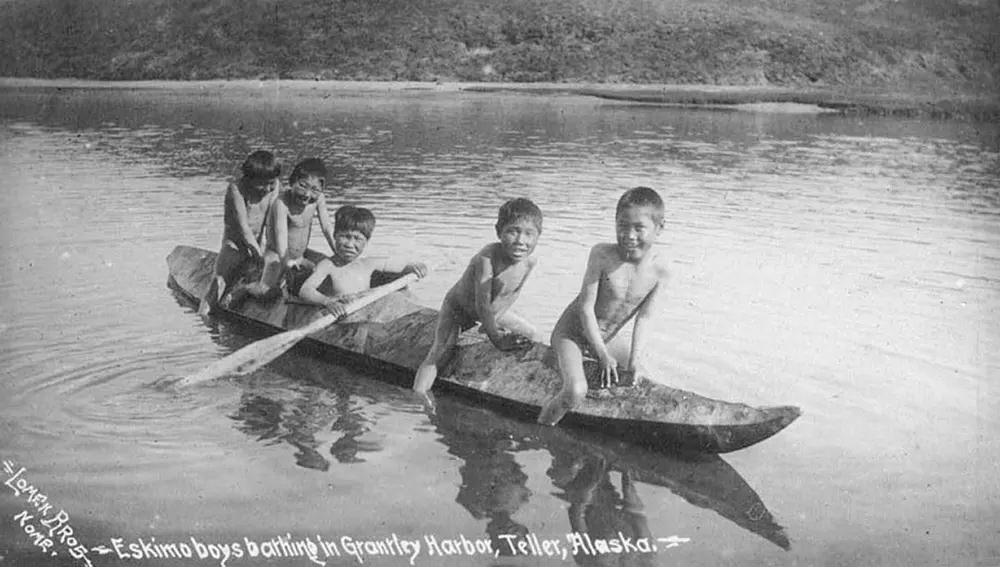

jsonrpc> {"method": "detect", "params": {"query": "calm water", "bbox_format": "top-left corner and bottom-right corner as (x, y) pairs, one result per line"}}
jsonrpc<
(1, 81), (998, 567)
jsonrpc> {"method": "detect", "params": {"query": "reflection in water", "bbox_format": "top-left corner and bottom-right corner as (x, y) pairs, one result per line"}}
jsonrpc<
(209, 319), (791, 557)
(434, 410), (533, 556)
(429, 396), (790, 554)
(550, 456), (655, 567)
(228, 358), (385, 471)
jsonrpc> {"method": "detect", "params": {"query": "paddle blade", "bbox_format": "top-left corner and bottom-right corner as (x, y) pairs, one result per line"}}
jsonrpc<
(177, 315), (335, 386)
(177, 272), (419, 387)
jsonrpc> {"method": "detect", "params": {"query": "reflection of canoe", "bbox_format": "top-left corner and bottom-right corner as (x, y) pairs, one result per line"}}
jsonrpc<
(431, 395), (790, 550)
(167, 245), (800, 454)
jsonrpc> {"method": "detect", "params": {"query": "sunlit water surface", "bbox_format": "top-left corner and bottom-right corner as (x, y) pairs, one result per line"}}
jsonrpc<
(1, 82), (998, 566)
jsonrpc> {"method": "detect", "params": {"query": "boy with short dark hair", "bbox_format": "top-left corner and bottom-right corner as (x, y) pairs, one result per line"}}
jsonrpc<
(412, 198), (544, 394)
(537, 187), (669, 426)
(240, 157), (338, 302)
(199, 150), (280, 315)
(297, 205), (428, 317)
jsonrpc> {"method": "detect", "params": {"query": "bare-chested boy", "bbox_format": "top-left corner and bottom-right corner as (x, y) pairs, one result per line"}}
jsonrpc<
(297, 205), (428, 316)
(412, 198), (544, 394)
(198, 150), (280, 315)
(537, 187), (668, 426)
(238, 158), (338, 302)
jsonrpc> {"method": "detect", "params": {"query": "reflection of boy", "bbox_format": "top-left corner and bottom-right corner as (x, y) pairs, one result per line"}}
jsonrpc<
(551, 456), (654, 567)
(242, 158), (338, 301)
(412, 198), (544, 394)
(199, 150), (280, 315)
(538, 187), (668, 426)
(297, 205), (427, 317)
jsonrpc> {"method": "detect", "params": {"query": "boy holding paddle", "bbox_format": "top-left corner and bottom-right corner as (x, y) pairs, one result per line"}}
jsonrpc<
(412, 198), (544, 395)
(199, 150), (281, 316)
(297, 205), (428, 317)
(537, 187), (669, 426)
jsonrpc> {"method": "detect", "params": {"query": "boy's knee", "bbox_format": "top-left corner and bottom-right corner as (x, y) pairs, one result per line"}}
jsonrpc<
(564, 381), (588, 408)
(245, 282), (280, 300)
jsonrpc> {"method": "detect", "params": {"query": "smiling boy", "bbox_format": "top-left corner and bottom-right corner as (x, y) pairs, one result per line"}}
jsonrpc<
(537, 187), (669, 426)
(412, 198), (544, 395)
(236, 158), (338, 303)
(297, 205), (427, 317)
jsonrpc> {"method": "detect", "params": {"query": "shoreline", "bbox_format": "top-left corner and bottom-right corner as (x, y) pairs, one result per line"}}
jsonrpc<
(2, 77), (997, 120)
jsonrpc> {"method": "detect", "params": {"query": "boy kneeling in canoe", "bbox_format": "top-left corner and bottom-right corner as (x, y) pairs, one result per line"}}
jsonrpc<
(413, 198), (544, 395)
(537, 187), (669, 426)
(199, 150), (281, 315)
(297, 205), (428, 317)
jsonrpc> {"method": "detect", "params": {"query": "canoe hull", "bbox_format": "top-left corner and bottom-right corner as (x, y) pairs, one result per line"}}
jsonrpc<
(167, 245), (800, 454)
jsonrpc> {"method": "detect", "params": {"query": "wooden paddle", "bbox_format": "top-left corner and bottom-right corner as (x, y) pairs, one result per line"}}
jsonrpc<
(177, 273), (419, 387)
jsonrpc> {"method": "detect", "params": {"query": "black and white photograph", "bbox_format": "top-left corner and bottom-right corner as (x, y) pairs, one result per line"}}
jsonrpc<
(0, 1), (997, 565)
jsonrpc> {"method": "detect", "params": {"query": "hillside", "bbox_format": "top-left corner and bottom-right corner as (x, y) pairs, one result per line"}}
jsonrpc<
(0, 0), (997, 98)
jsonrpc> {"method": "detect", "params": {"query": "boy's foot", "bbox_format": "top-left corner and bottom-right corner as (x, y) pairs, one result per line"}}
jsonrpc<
(413, 390), (437, 415)
(219, 285), (249, 310)
(197, 297), (213, 317)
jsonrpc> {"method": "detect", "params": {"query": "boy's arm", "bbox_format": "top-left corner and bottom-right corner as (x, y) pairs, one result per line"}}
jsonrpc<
(577, 247), (616, 378)
(627, 280), (664, 373)
(316, 195), (337, 254)
(473, 253), (505, 346)
(378, 257), (428, 279)
(226, 184), (262, 256)
(270, 198), (289, 261)
(297, 260), (346, 316)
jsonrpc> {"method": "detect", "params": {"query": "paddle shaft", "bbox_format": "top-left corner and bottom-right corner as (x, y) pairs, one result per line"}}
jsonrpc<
(178, 273), (419, 386)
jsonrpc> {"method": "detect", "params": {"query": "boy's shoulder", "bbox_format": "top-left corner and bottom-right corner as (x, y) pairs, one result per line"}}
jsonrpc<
(589, 242), (621, 261)
(647, 250), (671, 280)
(467, 243), (499, 264)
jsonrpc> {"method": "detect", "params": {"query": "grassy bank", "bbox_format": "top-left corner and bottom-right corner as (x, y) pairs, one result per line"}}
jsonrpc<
(1, 0), (997, 105)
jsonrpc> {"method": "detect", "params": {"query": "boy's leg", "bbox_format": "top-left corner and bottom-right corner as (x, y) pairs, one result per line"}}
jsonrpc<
(537, 330), (588, 426)
(200, 242), (242, 315)
(413, 301), (461, 394)
(243, 250), (284, 300)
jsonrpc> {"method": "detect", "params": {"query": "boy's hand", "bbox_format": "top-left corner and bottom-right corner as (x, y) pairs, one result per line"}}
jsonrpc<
(494, 333), (532, 352)
(598, 353), (619, 388)
(404, 263), (428, 279)
(248, 244), (262, 259)
(323, 299), (348, 320)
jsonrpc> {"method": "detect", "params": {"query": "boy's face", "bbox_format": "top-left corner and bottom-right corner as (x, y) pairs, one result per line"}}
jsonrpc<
(496, 218), (540, 263)
(290, 175), (323, 205)
(333, 230), (368, 263)
(615, 205), (662, 262)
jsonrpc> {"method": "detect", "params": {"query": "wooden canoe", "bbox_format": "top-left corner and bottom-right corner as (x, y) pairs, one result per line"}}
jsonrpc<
(166, 245), (800, 454)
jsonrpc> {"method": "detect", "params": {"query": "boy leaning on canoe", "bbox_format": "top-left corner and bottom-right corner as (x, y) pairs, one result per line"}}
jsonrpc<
(412, 198), (545, 395)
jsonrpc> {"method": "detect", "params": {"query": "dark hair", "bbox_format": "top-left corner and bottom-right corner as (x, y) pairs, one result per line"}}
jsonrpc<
(616, 186), (664, 223)
(241, 150), (281, 181)
(495, 198), (543, 233)
(334, 205), (376, 239)
(289, 158), (327, 186)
